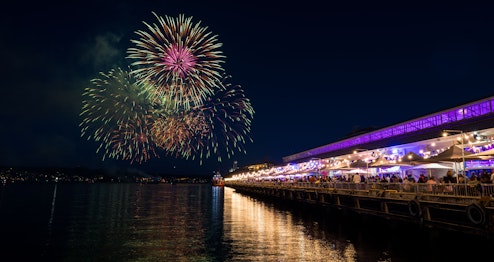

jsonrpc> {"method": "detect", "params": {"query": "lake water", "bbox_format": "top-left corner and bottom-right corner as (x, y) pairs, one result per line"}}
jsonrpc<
(0, 183), (492, 261)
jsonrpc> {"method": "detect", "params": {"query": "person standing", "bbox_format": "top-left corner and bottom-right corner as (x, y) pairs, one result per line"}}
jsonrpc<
(426, 176), (437, 193)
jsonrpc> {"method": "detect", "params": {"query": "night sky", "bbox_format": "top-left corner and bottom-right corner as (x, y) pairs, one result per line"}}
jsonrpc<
(2, 1), (494, 176)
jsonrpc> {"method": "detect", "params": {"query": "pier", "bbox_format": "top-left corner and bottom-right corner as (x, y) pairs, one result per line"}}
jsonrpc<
(224, 96), (494, 238)
(226, 180), (494, 237)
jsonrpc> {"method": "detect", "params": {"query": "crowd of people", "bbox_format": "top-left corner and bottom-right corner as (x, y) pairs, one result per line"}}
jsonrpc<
(292, 169), (494, 185)
(254, 169), (494, 196)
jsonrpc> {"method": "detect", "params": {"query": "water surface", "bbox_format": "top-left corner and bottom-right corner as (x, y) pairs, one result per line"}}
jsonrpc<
(0, 183), (491, 261)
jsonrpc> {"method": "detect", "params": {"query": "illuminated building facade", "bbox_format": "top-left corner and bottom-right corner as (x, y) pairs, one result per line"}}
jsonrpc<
(227, 96), (494, 181)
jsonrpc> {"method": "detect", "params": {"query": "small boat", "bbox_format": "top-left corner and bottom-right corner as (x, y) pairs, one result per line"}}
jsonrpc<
(212, 172), (225, 187)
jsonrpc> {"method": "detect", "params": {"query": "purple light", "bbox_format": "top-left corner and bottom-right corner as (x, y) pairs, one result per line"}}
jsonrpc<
(283, 97), (494, 163)
(466, 159), (494, 169)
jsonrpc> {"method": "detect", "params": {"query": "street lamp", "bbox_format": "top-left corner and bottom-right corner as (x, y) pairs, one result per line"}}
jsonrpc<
(442, 129), (467, 188)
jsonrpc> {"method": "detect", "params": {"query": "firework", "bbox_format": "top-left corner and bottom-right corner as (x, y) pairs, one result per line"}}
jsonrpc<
(199, 74), (255, 163)
(127, 12), (225, 110)
(150, 74), (254, 164)
(80, 68), (159, 164)
(151, 109), (210, 160)
(82, 12), (254, 166)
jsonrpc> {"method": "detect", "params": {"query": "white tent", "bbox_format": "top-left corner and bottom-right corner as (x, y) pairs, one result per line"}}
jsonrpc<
(412, 163), (453, 169)
(379, 165), (408, 173)
(412, 162), (453, 179)
(342, 168), (369, 174)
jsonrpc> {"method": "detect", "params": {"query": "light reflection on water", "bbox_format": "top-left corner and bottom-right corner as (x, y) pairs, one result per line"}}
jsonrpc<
(1, 183), (492, 261)
(223, 186), (355, 262)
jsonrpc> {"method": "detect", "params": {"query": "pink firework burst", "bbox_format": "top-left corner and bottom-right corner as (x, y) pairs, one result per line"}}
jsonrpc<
(163, 44), (197, 78)
(127, 12), (226, 110)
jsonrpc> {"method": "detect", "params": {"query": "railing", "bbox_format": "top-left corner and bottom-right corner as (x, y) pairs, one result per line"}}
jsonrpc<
(226, 180), (494, 199)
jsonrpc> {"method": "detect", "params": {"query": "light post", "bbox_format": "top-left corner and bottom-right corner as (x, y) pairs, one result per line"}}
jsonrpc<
(443, 130), (467, 191)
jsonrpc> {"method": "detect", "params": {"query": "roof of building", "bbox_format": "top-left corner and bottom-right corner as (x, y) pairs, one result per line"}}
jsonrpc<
(283, 96), (494, 163)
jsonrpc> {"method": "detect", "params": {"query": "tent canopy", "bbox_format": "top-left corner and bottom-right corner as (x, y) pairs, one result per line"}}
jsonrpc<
(466, 148), (494, 158)
(424, 145), (475, 162)
(325, 162), (351, 170)
(379, 165), (408, 173)
(342, 168), (369, 174)
(349, 159), (369, 168)
(401, 151), (425, 163)
(412, 163), (454, 169)
(370, 157), (413, 167)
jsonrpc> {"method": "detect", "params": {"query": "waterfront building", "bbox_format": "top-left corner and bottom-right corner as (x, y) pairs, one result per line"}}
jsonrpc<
(227, 96), (494, 181)
(225, 96), (494, 237)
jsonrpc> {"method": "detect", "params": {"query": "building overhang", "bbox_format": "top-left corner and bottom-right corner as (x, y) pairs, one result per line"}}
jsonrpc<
(283, 96), (494, 164)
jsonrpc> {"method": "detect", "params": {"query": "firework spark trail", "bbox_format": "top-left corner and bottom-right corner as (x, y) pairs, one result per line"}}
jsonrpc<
(80, 68), (159, 164)
(127, 12), (226, 111)
(151, 109), (210, 160)
(148, 74), (254, 165)
(199, 74), (255, 163)
(81, 13), (255, 166)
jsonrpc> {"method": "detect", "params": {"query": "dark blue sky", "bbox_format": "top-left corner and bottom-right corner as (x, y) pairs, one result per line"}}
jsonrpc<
(2, 1), (494, 176)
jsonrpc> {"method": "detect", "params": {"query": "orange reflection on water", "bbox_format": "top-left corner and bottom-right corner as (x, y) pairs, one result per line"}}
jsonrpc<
(223, 187), (356, 261)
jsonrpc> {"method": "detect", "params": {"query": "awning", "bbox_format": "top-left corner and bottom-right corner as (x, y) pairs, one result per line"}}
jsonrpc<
(349, 159), (369, 168)
(466, 148), (494, 158)
(424, 145), (477, 162)
(370, 157), (413, 167)
(342, 168), (369, 174)
(400, 151), (425, 164)
(412, 163), (454, 169)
